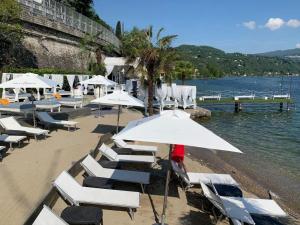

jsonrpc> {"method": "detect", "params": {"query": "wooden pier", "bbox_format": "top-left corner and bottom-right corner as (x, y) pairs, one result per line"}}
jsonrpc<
(197, 98), (294, 112)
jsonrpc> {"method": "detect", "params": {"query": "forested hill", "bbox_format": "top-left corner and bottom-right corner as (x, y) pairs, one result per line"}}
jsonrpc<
(258, 48), (300, 59)
(176, 45), (300, 77)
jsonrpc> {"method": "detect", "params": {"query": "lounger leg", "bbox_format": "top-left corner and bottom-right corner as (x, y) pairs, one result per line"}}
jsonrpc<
(141, 184), (145, 193)
(34, 134), (37, 141)
(128, 208), (134, 220)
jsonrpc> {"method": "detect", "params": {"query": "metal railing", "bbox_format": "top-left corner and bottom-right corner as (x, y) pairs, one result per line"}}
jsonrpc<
(17, 0), (121, 49)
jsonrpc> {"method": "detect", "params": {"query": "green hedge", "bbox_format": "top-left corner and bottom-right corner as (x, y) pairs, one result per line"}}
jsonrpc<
(2, 67), (93, 75)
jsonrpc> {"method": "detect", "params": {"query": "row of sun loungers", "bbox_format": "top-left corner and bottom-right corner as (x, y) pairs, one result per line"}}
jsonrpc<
(35, 147), (288, 224)
(0, 113), (78, 161)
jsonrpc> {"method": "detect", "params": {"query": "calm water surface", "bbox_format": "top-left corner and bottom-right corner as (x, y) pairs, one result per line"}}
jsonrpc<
(181, 76), (300, 212)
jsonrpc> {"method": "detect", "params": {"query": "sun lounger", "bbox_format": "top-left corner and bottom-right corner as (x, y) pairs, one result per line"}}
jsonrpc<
(0, 116), (49, 140)
(171, 160), (238, 187)
(59, 97), (83, 109)
(53, 171), (140, 218)
(33, 205), (68, 225)
(0, 102), (34, 117)
(171, 160), (242, 196)
(34, 99), (61, 112)
(0, 146), (6, 161)
(33, 205), (104, 225)
(0, 134), (27, 149)
(81, 154), (150, 191)
(114, 139), (158, 153)
(37, 112), (78, 131)
(99, 144), (155, 164)
(200, 181), (287, 225)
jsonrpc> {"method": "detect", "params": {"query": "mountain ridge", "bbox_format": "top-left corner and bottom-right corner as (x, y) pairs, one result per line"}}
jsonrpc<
(175, 45), (300, 77)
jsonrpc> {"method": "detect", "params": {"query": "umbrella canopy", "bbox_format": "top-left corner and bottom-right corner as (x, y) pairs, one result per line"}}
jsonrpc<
(80, 75), (116, 86)
(91, 90), (144, 107)
(114, 110), (241, 152)
(0, 73), (58, 89)
(92, 90), (144, 133)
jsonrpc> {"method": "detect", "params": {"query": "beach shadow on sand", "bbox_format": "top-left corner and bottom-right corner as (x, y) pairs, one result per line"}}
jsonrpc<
(179, 210), (213, 225)
(92, 124), (124, 134)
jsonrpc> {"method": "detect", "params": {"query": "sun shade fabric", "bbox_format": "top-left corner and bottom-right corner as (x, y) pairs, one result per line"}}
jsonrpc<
(0, 73), (58, 89)
(91, 90), (144, 107)
(113, 110), (242, 152)
(80, 75), (116, 86)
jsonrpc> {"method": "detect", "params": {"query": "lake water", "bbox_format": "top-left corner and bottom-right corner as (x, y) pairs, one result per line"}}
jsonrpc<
(181, 76), (300, 214)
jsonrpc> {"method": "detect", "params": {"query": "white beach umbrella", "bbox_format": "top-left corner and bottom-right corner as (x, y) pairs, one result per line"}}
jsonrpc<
(80, 75), (116, 97)
(0, 73), (58, 101)
(80, 75), (116, 86)
(91, 90), (144, 132)
(113, 109), (242, 224)
(0, 73), (58, 89)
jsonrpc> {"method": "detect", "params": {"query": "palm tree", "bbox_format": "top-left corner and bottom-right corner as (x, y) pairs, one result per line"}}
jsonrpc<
(122, 27), (178, 115)
(174, 60), (195, 85)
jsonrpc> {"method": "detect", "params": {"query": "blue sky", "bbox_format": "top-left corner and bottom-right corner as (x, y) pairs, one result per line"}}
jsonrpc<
(94, 0), (300, 54)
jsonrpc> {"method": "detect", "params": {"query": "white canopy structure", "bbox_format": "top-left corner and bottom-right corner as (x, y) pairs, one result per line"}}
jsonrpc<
(0, 73), (58, 101)
(92, 90), (144, 132)
(80, 75), (116, 96)
(113, 109), (242, 225)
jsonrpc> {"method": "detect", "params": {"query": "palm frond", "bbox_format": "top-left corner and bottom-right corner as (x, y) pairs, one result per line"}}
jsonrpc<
(156, 27), (164, 42)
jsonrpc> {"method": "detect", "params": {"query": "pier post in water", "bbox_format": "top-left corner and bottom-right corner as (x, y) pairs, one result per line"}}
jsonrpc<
(234, 102), (242, 113)
(279, 102), (283, 111)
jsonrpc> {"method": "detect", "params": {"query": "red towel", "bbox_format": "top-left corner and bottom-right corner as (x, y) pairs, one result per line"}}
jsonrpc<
(171, 144), (185, 163)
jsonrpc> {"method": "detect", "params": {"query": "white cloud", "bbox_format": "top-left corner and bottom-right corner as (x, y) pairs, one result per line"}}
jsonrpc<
(265, 18), (285, 30)
(296, 43), (300, 48)
(243, 21), (256, 30)
(287, 19), (300, 28)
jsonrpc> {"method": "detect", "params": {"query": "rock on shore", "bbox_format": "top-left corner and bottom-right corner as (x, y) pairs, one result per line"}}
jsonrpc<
(186, 107), (211, 119)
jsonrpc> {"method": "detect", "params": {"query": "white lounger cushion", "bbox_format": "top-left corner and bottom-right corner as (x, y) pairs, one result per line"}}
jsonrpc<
(37, 112), (78, 127)
(226, 197), (287, 217)
(33, 205), (68, 225)
(114, 139), (158, 153)
(53, 171), (140, 209)
(99, 144), (155, 163)
(187, 172), (239, 186)
(0, 117), (49, 135)
(81, 155), (150, 184)
(0, 134), (26, 143)
(171, 160), (238, 186)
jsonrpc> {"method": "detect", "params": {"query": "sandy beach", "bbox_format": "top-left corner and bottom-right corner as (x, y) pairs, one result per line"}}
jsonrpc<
(0, 108), (299, 225)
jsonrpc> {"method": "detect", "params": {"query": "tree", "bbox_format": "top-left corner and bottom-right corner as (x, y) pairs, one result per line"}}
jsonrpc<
(79, 33), (104, 74)
(58, 0), (112, 30)
(173, 60), (195, 84)
(0, 0), (23, 71)
(115, 21), (122, 39)
(122, 27), (178, 115)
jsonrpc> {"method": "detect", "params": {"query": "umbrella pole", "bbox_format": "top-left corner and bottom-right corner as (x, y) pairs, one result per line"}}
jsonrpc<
(160, 144), (173, 225)
(116, 105), (121, 133)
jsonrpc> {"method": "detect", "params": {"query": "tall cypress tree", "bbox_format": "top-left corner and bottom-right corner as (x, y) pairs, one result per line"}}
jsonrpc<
(115, 21), (122, 39)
